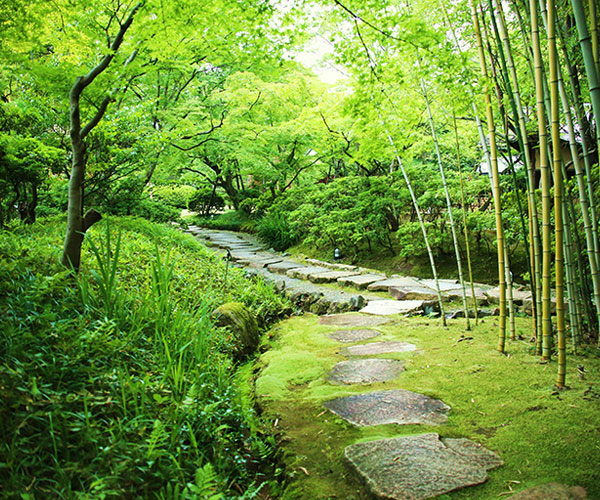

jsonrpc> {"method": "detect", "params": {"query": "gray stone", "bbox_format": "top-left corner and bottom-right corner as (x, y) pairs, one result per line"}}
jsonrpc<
(360, 299), (424, 316)
(486, 286), (533, 305)
(345, 433), (502, 500)
(389, 286), (438, 301)
(308, 270), (361, 284)
(305, 258), (359, 272)
(267, 261), (306, 275)
(338, 273), (387, 289)
(323, 390), (449, 426)
(444, 287), (488, 304)
(345, 341), (417, 356)
(319, 313), (391, 327)
(246, 256), (284, 268)
(349, 295), (367, 309)
(507, 483), (587, 499)
(328, 329), (382, 343)
(327, 359), (404, 385)
(417, 278), (461, 291)
(288, 266), (330, 280)
(367, 276), (423, 291)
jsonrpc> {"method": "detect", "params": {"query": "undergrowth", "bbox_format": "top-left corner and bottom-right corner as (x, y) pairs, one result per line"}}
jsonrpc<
(0, 216), (290, 498)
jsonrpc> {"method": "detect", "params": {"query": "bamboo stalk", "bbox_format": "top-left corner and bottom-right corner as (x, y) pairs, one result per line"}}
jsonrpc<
(453, 112), (479, 324)
(548, 0), (565, 385)
(419, 67), (471, 330)
(470, 0), (507, 352)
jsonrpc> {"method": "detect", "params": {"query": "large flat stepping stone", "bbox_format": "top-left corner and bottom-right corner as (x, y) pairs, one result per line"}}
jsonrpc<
(486, 286), (533, 305)
(344, 341), (417, 356)
(345, 433), (502, 500)
(337, 273), (387, 289)
(308, 270), (361, 284)
(389, 286), (438, 301)
(327, 359), (404, 385)
(328, 329), (381, 343)
(507, 483), (587, 499)
(367, 276), (423, 291)
(417, 278), (462, 291)
(360, 299), (424, 315)
(246, 256), (284, 268)
(305, 258), (359, 272)
(319, 313), (391, 327)
(323, 390), (449, 426)
(267, 261), (306, 275)
(288, 266), (330, 280)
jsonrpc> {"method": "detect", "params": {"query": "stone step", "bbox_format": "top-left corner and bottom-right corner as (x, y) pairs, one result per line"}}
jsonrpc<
(367, 276), (423, 291)
(337, 273), (387, 289)
(360, 299), (425, 316)
(327, 359), (404, 385)
(307, 270), (362, 284)
(345, 433), (502, 500)
(323, 389), (449, 426)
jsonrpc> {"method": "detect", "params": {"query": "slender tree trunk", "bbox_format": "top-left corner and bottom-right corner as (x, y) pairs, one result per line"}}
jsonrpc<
(61, 2), (142, 271)
(548, 0), (566, 384)
(471, 0), (507, 351)
(420, 71), (470, 330)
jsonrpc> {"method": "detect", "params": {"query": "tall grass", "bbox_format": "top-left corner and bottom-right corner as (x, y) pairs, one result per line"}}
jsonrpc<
(0, 216), (290, 498)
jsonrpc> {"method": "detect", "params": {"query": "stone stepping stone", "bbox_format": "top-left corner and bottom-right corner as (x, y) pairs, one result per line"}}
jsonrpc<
(367, 276), (423, 291)
(288, 266), (330, 280)
(305, 258), (359, 272)
(344, 341), (417, 356)
(507, 483), (587, 499)
(323, 390), (449, 426)
(308, 270), (361, 284)
(337, 273), (387, 289)
(267, 261), (306, 275)
(319, 313), (390, 327)
(328, 329), (381, 343)
(345, 433), (503, 500)
(389, 286), (438, 301)
(417, 278), (462, 291)
(486, 286), (533, 305)
(246, 256), (284, 268)
(327, 359), (404, 385)
(360, 299), (424, 316)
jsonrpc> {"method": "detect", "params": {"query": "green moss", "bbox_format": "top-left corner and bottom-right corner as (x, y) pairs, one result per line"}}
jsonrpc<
(255, 314), (600, 499)
(212, 301), (259, 359)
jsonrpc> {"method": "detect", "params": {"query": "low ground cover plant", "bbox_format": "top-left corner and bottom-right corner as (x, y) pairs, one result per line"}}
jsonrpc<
(0, 216), (289, 498)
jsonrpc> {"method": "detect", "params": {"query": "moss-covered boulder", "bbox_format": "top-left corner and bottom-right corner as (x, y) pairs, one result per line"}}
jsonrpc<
(212, 302), (260, 359)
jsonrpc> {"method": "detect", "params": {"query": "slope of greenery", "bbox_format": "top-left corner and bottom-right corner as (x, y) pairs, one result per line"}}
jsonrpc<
(0, 216), (290, 498)
(255, 314), (600, 499)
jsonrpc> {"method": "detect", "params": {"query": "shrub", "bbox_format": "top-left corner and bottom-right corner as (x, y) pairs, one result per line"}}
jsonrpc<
(256, 212), (298, 251)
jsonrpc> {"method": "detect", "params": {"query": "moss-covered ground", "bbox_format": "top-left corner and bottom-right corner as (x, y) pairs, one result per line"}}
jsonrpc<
(254, 313), (600, 499)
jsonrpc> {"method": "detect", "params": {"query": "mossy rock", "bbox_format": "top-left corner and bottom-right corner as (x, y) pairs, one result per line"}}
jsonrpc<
(212, 302), (259, 359)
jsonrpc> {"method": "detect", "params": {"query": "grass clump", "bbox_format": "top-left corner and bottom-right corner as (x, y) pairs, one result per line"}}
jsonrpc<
(0, 216), (290, 498)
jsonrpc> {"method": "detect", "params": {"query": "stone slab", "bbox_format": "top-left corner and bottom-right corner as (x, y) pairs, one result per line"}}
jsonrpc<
(305, 258), (359, 272)
(308, 270), (361, 284)
(345, 433), (502, 500)
(323, 390), (449, 426)
(417, 278), (462, 291)
(288, 266), (330, 280)
(328, 329), (382, 343)
(267, 261), (306, 275)
(344, 341), (417, 356)
(486, 287), (533, 305)
(327, 359), (404, 385)
(507, 483), (587, 499)
(319, 313), (391, 327)
(367, 276), (423, 291)
(360, 299), (424, 316)
(246, 257), (284, 269)
(337, 273), (387, 289)
(389, 286), (438, 301)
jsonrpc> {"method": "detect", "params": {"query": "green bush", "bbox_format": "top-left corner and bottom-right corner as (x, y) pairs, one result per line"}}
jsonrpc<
(152, 184), (196, 209)
(188, 186), (225, 214)
(0, 216), (290, 498)
(256, 212), (298, 251)
(191, 210), (253, 232)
